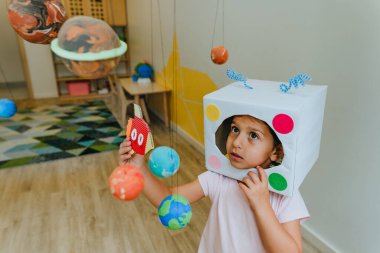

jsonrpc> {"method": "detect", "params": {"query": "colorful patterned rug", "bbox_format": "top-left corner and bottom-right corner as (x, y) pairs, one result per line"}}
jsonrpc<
(0, 100), (124, 169)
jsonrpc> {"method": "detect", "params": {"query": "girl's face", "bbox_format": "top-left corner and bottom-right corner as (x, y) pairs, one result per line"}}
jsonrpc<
(226, 115), (279, 170)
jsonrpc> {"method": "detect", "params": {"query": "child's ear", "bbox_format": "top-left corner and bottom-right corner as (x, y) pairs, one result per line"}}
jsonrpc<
(270, 145), (284, 162)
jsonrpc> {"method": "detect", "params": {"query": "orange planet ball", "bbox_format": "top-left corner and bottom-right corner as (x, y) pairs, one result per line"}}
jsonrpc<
(108, 164), (144, 201)
(7, 0), (66, 44)
(211, 46), (229, 65)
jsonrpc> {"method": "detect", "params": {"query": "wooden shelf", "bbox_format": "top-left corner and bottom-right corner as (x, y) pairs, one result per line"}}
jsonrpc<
(59, 92), (111, 101)
(56, 76), (93, 81)
(50, 1), (130, 100)
(115, 74), (130, 78)
(56, 73), (130, 82)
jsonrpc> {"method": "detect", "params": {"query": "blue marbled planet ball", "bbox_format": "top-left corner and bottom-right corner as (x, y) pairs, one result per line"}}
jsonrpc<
(148, 146), (180, 178)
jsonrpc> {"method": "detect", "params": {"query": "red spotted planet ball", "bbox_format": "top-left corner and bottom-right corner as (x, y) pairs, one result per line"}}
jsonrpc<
(108, 164), (144, 201)
(211, 46), (229, 65)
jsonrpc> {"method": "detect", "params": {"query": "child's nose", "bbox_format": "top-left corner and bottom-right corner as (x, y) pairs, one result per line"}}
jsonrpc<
(232, 134), (244, 148)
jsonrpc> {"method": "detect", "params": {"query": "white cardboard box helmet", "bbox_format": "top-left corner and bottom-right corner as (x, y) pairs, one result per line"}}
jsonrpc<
(203, 80), (327, 196)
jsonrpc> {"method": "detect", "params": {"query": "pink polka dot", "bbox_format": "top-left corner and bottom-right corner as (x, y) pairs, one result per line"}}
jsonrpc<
(208, 155), (221, 170)
(272, 114), (294, 134)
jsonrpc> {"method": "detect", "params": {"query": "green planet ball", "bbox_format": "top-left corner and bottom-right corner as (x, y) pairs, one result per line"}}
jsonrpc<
(158, 194), (192, 230)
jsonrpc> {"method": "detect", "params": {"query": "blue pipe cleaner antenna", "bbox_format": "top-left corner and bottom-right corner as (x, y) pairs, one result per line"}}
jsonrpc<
(280, 74), (312, 93)
(226, 68), (253, 89)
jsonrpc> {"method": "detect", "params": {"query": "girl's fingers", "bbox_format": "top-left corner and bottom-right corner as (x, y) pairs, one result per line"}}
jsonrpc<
(119, 146), (132, 155)
(238, 182), (250, 194)
(242, 176), (255, 189)
(119, 140), (131, 149)
(257, 166), (268, 184)
(119, 159), (128, 166)
(120, 153), (132, 161)
(248, 171), (261, 185)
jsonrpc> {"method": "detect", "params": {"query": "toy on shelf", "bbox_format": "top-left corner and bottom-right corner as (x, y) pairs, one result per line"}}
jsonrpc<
(132, 61), (154, 84)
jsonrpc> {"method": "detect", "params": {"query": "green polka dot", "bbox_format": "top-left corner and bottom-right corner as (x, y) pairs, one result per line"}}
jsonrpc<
(268, 173), (287, 191)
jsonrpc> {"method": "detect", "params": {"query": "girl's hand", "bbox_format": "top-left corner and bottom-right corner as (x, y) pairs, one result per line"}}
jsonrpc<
(239, 166), (271, 212)
(118, 137), (145, 168)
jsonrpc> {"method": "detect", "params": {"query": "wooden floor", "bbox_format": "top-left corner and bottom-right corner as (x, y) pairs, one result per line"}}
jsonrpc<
(0, 112), (320, 252)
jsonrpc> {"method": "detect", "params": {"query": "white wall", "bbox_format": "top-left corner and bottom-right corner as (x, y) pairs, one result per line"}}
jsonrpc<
(0, 0), (25, 83)
(21, 40), (58, 98)
(1, 0), (57, 98)
(128, 0), (380, 252)
(127, 0), (174, 73)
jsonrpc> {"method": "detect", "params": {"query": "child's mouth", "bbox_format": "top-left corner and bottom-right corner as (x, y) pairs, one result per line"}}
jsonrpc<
(230, 152), (243, 161)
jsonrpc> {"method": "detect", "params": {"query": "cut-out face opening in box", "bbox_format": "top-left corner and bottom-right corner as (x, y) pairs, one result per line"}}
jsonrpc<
(215, 115), (284, 170)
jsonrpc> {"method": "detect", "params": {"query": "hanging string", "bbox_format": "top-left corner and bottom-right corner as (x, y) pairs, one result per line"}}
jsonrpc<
(222, 0), (224, 46)
(108, 1), (119, 92)
(149, 0), (154, 119)
(150, 0), (153, 67)
(173, 0), (179, 196)
(156, 0), (168, 136)
(2, 0), (15, 99)
(155, 0), (174, 191)
(0, 64), (15, 101)
(211, 0), (220, 49)
(211, 0), (225, 47)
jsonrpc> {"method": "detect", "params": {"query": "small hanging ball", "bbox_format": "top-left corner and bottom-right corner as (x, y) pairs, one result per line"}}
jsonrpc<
(0, 98), (17, 118)
(148, 146), (180, 178)
(158, 194), (192, 230)
(211, 46), (229, 65)
(108, 164), (144, 201)
(7, 0), (66, 44)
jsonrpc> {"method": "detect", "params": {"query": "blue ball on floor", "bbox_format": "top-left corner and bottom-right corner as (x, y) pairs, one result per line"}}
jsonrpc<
(148, 146), (180, 178)
(0, 98), (17, 118)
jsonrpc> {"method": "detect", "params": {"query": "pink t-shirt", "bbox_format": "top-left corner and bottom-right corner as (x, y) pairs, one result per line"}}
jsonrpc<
(198, 171), (309, 253)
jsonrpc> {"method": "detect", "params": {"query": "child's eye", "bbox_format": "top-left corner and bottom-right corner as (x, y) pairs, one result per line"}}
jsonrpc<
(250, 132), (259, 140)
(231, 126), (239, 134)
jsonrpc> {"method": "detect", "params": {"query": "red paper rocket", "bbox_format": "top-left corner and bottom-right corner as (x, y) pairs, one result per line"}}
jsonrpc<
(125, 104), (154, 155)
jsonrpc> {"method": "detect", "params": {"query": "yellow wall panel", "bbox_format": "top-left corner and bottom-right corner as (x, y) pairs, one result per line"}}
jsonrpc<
(149, 35), (218, 145)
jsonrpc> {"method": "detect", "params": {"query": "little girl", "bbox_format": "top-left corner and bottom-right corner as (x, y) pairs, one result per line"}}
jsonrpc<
(119, 114), (309, 253)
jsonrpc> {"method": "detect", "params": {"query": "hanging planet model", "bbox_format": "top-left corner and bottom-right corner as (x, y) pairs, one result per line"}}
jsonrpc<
(7, 0), (66, 44)
(211, 46), (229, 65)
(50, 16), (127, 79)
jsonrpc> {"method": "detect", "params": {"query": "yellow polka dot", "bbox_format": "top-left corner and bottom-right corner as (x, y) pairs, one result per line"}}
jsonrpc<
(206, 104), (220, 121)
